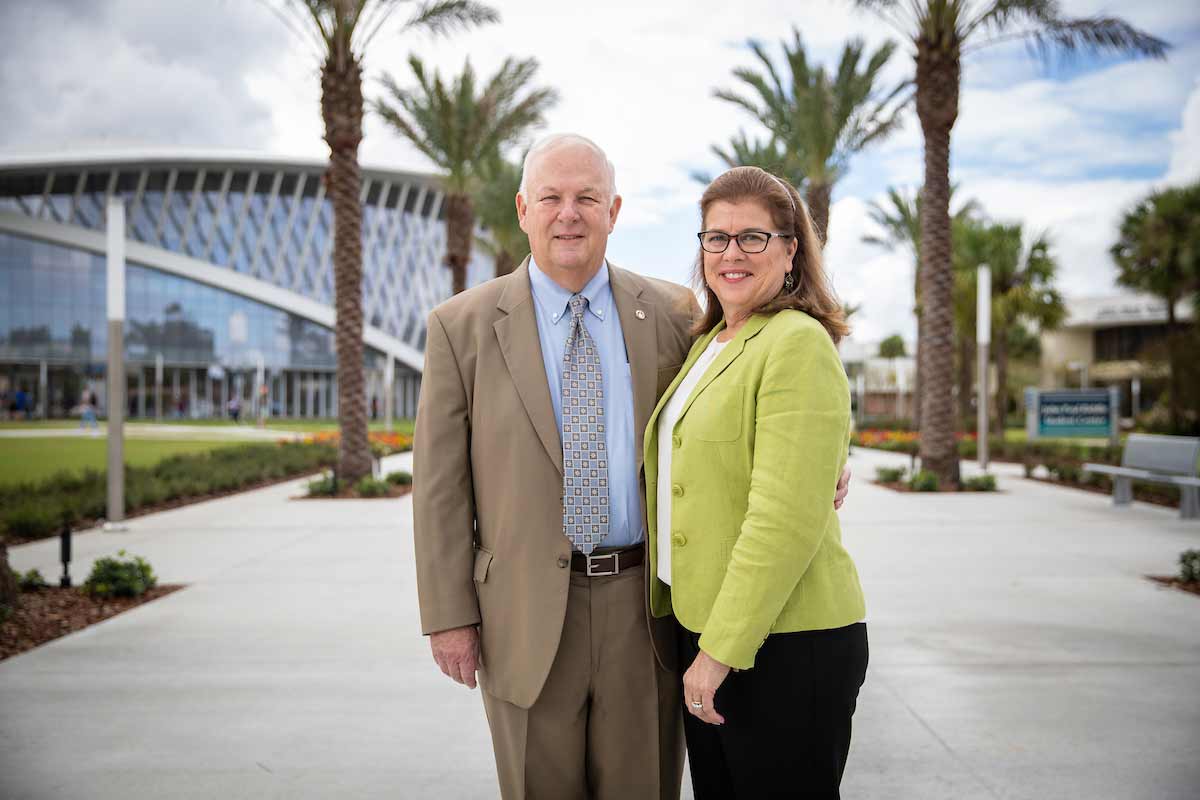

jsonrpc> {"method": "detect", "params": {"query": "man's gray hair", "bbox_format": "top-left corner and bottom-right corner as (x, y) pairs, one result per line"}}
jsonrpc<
(518, 133), (618, 199)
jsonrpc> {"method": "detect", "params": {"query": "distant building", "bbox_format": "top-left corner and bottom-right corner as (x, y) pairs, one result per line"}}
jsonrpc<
(840, 339), (916, 421)
(0, 150), (492, 419)
(1040, 292), (1194, 417)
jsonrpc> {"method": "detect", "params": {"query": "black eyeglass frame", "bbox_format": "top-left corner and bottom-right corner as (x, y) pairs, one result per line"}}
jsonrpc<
(696, 229), (795, 254)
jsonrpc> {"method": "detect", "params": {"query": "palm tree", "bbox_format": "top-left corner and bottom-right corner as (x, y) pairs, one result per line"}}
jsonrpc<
(1111, 182), (1200, 432)
(691, 131), (805, 189)
(863, 184), (977, 429)
(272, 0), (498, 484)
(374, 55), (557, 294)
(849, 0), (1168, 488)
(474, 154), (528, 278)
(712, 28), (908, 245)
(958, 220), (1065, 436)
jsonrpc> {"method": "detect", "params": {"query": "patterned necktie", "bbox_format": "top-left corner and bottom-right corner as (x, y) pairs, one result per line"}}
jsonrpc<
(562, 294), (609, 554)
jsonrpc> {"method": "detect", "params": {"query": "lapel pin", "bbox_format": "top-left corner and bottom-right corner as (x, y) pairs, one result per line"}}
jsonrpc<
(635, 309), (646, 320)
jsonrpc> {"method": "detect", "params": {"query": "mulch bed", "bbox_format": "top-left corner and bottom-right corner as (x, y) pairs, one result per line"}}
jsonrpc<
(1027, 477), (1179, 509)
(293, 484), (413, 500)
(1, 584), (184, 661)
(1146, 576), (1200, 597)
(5, 469), (331, 546)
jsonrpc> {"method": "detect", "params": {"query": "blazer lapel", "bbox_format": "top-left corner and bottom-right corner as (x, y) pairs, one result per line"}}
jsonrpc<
(610, 265), (657, 473)
(674, 314), (772, 422)
(494, 257), (563, 475)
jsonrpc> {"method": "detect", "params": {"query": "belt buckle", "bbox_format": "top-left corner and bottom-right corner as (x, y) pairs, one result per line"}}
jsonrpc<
(585, 552), (619, 577)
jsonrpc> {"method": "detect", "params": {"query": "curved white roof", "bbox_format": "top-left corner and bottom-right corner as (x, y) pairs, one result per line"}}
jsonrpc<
(0, 147), (442, 187)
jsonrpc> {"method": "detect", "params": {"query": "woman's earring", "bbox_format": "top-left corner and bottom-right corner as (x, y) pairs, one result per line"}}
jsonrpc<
(783, 272), (795, 291)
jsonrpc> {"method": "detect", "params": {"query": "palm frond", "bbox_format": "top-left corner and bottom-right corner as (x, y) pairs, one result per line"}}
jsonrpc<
(403, 0), (499, 36)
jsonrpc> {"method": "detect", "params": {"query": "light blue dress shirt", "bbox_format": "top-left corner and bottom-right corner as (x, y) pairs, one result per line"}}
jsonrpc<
(528, 257), (642, 547)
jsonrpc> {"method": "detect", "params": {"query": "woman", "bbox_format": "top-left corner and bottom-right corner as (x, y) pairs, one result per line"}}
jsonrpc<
(644, 166), (867, 798)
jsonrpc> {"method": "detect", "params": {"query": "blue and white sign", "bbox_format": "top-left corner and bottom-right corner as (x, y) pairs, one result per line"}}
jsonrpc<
(1025, 387), (1120, 444)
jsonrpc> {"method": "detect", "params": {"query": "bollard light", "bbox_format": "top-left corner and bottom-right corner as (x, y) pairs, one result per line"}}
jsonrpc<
(59, 524), (73, 588)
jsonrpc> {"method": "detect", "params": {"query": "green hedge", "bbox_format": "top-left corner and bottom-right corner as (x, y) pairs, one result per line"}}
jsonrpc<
(0, 441), (336, 542)
(855, 434), (1183, 505)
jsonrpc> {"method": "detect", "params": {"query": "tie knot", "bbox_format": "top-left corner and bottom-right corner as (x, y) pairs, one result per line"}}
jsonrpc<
(569, 294), (587, 318)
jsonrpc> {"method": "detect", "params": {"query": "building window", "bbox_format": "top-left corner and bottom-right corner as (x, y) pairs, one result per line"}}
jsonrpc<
(1093, 324), (1176, 362)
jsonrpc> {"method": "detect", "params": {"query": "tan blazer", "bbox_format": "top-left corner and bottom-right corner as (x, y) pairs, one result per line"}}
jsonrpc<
(413, 257), (697, 708)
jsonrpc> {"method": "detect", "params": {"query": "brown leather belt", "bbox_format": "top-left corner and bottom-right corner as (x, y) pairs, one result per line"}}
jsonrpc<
(571, 545), (644, 576)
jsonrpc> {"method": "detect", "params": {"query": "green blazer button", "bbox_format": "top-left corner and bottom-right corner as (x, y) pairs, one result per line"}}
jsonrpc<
(672, 533), (687, 547)
(672, 434), (682, 449)
(672, 484), (684, 497)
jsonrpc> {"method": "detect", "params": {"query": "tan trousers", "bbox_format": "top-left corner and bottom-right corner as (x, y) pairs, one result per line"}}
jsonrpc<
(480, 562), (684, 800)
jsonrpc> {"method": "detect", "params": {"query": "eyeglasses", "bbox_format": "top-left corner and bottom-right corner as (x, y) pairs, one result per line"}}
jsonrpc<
(697, 230), (794, 254)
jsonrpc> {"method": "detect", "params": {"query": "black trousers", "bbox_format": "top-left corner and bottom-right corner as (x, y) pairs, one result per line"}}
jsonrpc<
(678, 621), (869, 799)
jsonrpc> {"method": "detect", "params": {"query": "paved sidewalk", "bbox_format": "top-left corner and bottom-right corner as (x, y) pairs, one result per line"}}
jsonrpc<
(2, 448), (1198, 799)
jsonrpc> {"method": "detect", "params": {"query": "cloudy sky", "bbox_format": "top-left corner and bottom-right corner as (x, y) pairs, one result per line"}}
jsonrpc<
(2, 0), (1198, 346)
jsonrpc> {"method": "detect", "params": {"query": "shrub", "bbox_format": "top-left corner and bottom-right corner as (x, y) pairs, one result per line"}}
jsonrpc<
(2, 505), (59, 540)
(306, 473), (337, 497)
(909, 470), (939, 492)
(18, 568), (50, 591)
(0, 441), (338, 542)
(82, 550), (156, 599)
(875, 466), (906, 484)
(385, 470), (413, 486)
(962, 475), (997, 492)
(1180, 550), (1200, 583)
(355, 477), (390, 498)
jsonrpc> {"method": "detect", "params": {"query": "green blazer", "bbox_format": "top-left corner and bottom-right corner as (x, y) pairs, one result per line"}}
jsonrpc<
(643, 310), (865, 670)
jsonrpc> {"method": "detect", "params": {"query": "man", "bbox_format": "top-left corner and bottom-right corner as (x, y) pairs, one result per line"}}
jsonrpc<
(413, 134), (849, 799)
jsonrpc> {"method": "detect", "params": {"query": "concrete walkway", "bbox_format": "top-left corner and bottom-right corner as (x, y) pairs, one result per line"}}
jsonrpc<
(2, 449), (1198, 799)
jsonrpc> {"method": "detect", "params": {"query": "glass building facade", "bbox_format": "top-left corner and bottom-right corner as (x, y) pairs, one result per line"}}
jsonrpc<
(0, 154), (493, 419)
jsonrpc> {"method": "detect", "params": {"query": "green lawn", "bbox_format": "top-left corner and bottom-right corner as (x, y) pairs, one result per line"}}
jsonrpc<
(0, 417), (414, 435)
(0, 438), (245, 487)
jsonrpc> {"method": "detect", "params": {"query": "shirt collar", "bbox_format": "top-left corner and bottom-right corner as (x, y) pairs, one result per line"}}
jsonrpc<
(529, 256), (612, 325)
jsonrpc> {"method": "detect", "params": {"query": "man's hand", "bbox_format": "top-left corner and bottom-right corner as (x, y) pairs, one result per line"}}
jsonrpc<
(430, 625), (480, 689)
(683, 649), (730, 726)
(834, 465), (851, 510)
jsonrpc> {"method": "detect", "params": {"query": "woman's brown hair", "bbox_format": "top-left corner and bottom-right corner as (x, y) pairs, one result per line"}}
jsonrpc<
(693, 166), (850, 343)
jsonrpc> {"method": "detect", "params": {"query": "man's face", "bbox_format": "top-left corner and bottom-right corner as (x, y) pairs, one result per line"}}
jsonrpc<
(516, 143), (622, 277)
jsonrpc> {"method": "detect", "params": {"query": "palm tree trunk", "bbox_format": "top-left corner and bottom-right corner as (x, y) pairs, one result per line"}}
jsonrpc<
(321, 47), (371, 484)
(445, 193), (474, 295)
(1167, 293), (1181, 432)
(993, 329), (1009, 439)
(495, 249), (516, 278)
(913, 263), (923, 430)
(805, 182), (832, 248)
(0, 541), (18, 610)
(915, 39), (961, 488)
(957, 332), (973, 427)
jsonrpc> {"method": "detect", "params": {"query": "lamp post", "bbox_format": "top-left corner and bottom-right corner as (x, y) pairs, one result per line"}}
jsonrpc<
(105, 196), (127, 531)
(977, 265), (991, 473)
(384, 355), (395, 434)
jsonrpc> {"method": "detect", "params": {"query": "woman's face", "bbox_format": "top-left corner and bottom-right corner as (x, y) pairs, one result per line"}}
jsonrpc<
(701, 199), (797, 326)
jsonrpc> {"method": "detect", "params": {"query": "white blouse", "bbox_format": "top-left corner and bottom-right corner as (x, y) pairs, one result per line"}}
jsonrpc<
(656, 336), (730, 585)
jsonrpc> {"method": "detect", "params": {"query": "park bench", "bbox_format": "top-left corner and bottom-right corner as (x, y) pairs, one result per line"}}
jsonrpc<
(1083, 433), (1200, 520)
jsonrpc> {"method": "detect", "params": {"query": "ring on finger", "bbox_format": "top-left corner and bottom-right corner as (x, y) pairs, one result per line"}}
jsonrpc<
(689, 700), (703, 709)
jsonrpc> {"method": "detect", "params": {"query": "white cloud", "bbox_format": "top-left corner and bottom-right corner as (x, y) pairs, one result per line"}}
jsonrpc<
(1166, 77), (1200, 184)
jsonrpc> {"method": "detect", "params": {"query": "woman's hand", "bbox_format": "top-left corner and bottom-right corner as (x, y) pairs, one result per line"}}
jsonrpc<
(683, 649), (731, 725)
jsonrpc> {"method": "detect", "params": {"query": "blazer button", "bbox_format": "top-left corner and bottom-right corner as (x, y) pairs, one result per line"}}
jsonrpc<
(672, 533), (687, 547)
(557, 556), (570, 569)
(672, 484), (684, 497)
(672, 434), (682, 449)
